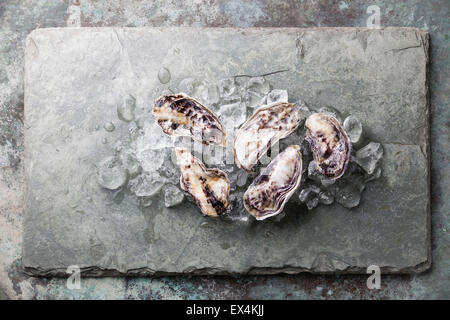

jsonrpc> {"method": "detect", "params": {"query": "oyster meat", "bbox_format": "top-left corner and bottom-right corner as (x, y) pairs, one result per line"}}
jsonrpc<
(305, 112), (351, 179)
(153, 93), (226, 146)
(243, 145), (303, 220)
(175, 148), (230, 216)
(234, 102), (301, 172)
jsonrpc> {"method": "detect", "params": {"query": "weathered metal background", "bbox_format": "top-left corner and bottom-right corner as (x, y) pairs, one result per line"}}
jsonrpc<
(0, 0), (448, 299)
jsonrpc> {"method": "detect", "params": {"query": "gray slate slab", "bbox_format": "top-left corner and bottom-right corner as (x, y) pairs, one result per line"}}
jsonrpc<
(23, 27), (430, 276)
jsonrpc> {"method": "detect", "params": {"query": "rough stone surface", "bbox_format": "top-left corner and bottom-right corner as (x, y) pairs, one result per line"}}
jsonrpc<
(23, 27), (429, 276)
(1, 0), (448, 300)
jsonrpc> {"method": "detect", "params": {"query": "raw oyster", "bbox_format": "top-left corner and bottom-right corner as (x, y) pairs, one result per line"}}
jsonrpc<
(234, 102), (301, 172)
(305, 112), (351, 179)
(175, 148), (230, 216)
(243, 145), (303, 220)
(153, 93), (226, 146)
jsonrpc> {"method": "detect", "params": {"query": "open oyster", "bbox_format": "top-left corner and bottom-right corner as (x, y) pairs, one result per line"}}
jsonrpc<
(305, 112), (351, 179)
(175, 148), (230, 216)
(243, 145), (302, 220)
(234, 102), (301, 172)
(153, 93), (226, 146)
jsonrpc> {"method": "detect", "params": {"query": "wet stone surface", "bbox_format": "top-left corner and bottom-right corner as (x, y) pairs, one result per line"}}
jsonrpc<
(23, 27), (429, 276)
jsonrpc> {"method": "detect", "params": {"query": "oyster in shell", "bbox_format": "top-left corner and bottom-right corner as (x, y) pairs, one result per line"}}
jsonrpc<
(243, 145), (302, 220)
(175, 148), (230, 216)
(153, 93), (226, 146)
(234, 102), (301, 172)
(305, 112), (351, 179)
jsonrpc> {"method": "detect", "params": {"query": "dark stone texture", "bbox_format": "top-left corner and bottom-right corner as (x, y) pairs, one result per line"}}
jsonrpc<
(0, 0), (448, 299)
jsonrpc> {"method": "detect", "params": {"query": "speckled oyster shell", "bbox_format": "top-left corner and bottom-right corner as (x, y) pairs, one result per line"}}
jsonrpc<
(243, 145), (303, 220)
(175, 148), (230, 217)
(234, 102), (301, 172)
(153, 93), (226, 146)
(305, 112), (351, 179)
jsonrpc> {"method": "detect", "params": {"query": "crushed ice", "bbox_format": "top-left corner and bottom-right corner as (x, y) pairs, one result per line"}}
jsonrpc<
(96, 75), (383, 220)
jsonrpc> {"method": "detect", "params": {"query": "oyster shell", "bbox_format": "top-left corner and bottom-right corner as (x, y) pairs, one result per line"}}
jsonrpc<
(243, 145), (302, 220)
(305, 112), (351, 179)
(234, 102), (301, 172)
(175, 148), (230, 216)
(153, 93), (226, 146)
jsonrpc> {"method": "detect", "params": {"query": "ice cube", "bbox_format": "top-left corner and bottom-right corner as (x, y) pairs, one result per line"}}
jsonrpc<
(319, 190), (334, 205)
(267, 89), (288, 104)
(306, 160), (335, 186)
(128, 172), (165, 197)
(160, 151), (181, 185)
(299, 185), (321, 210)
(202, 144), (225, 167)
(306, 197), (319, 210)
(224, 191), (252, 225)
(246, 77), (271, 95)
(320, 177), (336, 187)
(97, 156), (128, 190)
(343, 115), (362, 144)
(164, 184), (185, 207)
(293, 99), (313, 125)
(117, 95), (136, 122)
(227, 170), (239, 189)
(218, 102), (246, 129)
(236, 170), (248, 187)
(354, 142), (383, 174)
(127, 121), (141, 141)
(308, 160), (322, 181)
(178, 78), (195, 95)
(192, 80), (221, 106)
(135, 120), (175, 152)
(218, 78), (237, 98)
(335, 185), (361, 208)
(365, 166), (382, 182)
(120, 150), (141, 178)
(135, 147), (165, 173)
(243, 90), (266, 109)
(205, 84), (220, 106)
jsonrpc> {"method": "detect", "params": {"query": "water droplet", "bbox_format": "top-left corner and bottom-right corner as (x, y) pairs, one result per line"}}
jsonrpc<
(158, 67), (171, 84)
(60, 125), (70, 138)
(104, 122), (115, 132)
